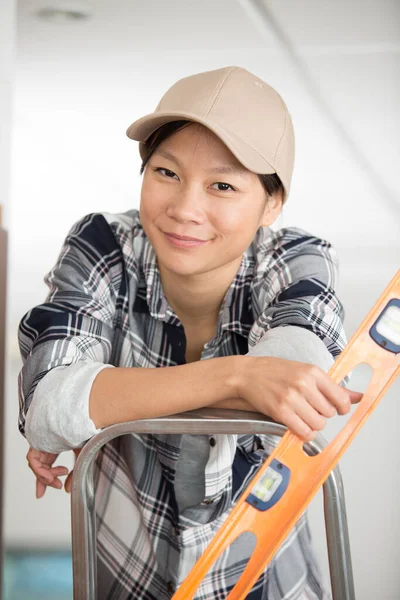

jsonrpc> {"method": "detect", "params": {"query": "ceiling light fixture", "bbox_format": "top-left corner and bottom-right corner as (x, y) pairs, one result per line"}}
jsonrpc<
(34, 1), (92, 22)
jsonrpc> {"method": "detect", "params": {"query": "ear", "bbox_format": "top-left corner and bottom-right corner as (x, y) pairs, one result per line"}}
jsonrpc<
(259, 192), (283, 227)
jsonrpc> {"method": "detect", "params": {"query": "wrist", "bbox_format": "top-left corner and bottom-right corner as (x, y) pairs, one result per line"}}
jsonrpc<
(226, 355), (249, 400)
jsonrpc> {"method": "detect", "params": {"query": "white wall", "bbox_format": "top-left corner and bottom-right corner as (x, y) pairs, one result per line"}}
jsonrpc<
(4, 1), (400, 598)
(0, 0), (15, 226)
(1, 0), (15, 569)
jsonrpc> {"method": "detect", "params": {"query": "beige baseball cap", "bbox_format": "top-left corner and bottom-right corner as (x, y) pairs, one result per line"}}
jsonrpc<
(126, 66), (295, 200)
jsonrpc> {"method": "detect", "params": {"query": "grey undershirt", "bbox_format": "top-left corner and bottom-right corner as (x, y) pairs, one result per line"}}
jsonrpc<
(174, 435), (210, 511)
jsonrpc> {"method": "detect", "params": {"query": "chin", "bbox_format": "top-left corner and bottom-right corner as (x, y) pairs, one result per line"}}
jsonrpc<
(157, 255), (210, 278)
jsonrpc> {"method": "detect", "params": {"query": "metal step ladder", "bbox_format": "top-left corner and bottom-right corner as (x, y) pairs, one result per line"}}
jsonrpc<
(71, 408), (355, 600)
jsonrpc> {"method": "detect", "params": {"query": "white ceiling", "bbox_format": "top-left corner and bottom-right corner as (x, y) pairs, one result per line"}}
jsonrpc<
(7, 0), (400, 343)
(17, 0), (400, 52)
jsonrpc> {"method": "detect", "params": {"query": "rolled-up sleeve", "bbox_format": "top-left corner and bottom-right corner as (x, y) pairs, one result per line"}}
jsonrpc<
(18, 212), (123, 452)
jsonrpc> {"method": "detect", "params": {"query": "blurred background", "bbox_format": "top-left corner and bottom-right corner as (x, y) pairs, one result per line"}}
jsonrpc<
(1, 0), (399, 598)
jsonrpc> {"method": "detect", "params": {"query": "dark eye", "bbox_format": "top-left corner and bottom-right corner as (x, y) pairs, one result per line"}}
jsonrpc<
(155, 167), (178, 179)
(211, 182), (235, 192)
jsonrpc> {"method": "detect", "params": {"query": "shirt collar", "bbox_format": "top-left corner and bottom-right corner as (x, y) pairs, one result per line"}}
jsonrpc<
(141, 238), (178, 322)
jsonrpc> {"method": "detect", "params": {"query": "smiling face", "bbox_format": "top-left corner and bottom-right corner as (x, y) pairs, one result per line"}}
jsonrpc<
(139, 123), (282, 280)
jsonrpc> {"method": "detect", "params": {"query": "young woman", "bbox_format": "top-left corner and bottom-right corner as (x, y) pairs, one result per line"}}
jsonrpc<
(19, 66), (361, 600)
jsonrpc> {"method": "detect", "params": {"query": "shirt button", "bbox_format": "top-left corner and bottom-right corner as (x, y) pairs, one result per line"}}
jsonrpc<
(167, 581), (175, 595)
(209, 437), (216, 447)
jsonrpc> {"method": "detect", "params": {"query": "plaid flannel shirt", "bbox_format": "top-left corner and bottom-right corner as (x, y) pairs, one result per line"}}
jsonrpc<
(18, 210), (346, 599)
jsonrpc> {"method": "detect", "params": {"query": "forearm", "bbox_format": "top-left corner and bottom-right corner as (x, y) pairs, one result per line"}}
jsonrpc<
(89, 356), (242, 428)
(25, 356), (243, 453)
(209, 398), (257, 412)
(25, 326), (334, 453)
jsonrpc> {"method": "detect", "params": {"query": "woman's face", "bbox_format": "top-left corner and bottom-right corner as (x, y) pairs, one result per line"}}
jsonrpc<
(140, 123), (282, 278)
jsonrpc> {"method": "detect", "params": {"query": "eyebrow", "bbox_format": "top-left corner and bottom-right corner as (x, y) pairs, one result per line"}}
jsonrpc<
(153, 149), (248, 177)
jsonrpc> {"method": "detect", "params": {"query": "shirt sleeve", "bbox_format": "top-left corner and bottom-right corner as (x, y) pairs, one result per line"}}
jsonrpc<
(18, 212), (124, 452)
(247, 325), (334, 371)
(249, 228), (347, 360)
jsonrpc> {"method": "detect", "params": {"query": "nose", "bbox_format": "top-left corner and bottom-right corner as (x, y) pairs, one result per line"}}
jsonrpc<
(166, 184), (206, 224)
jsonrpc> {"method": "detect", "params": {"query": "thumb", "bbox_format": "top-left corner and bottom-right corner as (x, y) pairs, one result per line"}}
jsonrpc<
(65, 447), (82, 493)
(64, 470), (74, 494)
(348, 389), (364, 404)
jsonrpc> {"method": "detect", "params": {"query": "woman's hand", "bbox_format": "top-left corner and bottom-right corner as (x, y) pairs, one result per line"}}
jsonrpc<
(236, 356), (363, 441)
(26, 447), (81, 498)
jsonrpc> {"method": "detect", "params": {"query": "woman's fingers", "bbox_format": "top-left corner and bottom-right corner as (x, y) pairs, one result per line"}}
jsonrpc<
(28, 463), (52, 483)
(27, 448), (70, 497)
(36, 479), (46, 499)
(281, 388), (365, 442)
(280, 409), (316, 442)
(242, 358), (367, 442)
(29, 461), (68, 481)
(277, 376), (363, 440)
(296, 378), (364, 433)
(316, 375), (353, 415)
(35, 474), (63, 498)
(294, 398), (327, 432)
(47, 465), (69, 478)
(304, 387), (337, 419)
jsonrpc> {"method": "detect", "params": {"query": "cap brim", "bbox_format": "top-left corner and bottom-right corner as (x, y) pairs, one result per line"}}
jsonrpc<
(126, 111), (276, 176)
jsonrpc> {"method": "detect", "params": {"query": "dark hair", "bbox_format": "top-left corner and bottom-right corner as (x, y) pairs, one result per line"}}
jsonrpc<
(139, 120), (284, 200)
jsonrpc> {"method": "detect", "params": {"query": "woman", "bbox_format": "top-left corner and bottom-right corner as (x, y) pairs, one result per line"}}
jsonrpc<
(19, 66), (361, 600)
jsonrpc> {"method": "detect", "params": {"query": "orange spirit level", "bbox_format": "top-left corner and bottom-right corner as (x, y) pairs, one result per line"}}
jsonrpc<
(172, 270), (400, 600)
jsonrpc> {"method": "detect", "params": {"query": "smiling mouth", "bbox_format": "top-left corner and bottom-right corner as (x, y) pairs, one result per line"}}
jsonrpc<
(165, 232), (206, 242)
(163, 231), (209, 248)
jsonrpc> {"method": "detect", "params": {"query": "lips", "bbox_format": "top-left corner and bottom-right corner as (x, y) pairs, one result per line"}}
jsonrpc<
(163, 231), (209, 248)
(165, 232), (206, 242)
